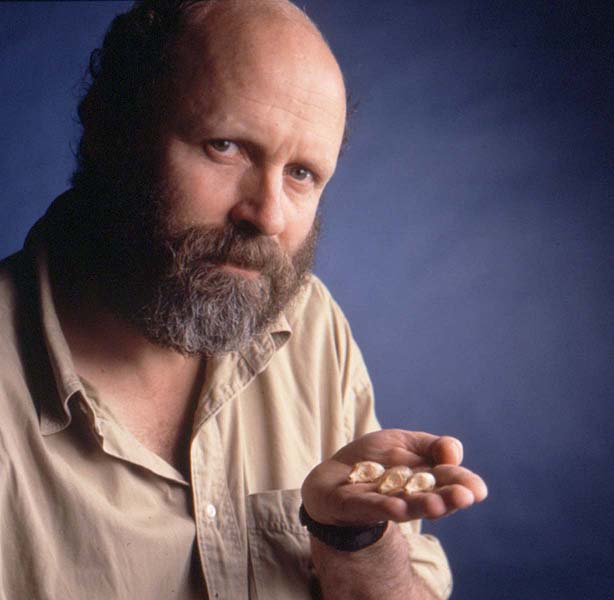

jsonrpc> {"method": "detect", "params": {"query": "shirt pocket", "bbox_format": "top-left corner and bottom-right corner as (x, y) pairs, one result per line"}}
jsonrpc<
(246, 488), (317, 600)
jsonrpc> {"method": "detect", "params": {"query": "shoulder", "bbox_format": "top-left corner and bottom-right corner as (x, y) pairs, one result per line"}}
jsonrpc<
(279, 276), (378, 440)
(283, 274), (358, 361)
(0, 251), (39, 413)
(283, 273), (369, 384)
(0, 252), (27, 352)
(0, 251), (22, 290)
(285, 273), (352, 340)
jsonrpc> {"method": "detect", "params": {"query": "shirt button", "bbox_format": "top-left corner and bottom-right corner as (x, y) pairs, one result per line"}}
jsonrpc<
(206, 504), (217, 519)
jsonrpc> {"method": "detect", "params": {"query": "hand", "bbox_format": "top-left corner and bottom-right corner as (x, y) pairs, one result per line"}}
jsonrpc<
(301, 429), (488, 526)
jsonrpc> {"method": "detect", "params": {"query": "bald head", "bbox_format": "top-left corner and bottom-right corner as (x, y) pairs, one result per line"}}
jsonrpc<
(158, 0), (347, 174)
(73, 0), (347, 197)
(170, 0), (347, 132)
(186, 0), (317, 27)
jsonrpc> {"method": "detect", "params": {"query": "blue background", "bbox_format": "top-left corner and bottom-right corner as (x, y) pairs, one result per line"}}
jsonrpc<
(1, 2), (613, 598)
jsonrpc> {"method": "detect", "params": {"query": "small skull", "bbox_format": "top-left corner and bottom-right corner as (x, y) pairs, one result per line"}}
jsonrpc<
(348, 461), (386, 483)
(377, 466), (414, 495)
(404, 471), (436, 494)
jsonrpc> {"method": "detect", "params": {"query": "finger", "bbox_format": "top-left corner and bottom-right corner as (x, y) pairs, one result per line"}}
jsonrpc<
(389, 430), (463, 466)
(432, 465), (488, 501)
(375, 447), (426, 469)
(431, 436), (463, 465)
(392, 430), (440, 457)
(336, 482), (475, 523)
(332, 430), (463, 468)
(433, 484), (475, 511)
(330, 488), (411, 525)
(342, 490), (454, 523)
(400, 492), (448, 520)
(342, 481), (459, 521)
(334, 436), (426, 467)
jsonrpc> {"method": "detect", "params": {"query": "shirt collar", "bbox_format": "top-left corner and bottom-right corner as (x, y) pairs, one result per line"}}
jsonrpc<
(239, 313), (291, 375)
(25, 220), (85, 435)
(191, 302), (293, 430)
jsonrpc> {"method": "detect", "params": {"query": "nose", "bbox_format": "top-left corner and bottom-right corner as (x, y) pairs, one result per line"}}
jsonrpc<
(230, 168), (286, 237)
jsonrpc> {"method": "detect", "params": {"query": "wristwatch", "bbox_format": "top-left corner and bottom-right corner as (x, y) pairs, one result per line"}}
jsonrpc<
(299, 503), (388, 552)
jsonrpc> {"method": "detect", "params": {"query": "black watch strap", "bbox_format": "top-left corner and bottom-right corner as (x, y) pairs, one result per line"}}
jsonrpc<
(299, 503), (388, 552)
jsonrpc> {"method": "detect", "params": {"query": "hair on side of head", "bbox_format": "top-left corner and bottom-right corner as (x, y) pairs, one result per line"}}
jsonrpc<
(72, 0), (208, 193)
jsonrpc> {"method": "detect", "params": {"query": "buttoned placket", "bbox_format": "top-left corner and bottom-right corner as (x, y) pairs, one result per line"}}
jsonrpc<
(190, 331), (289, 600)
(191, 417), (247, 599)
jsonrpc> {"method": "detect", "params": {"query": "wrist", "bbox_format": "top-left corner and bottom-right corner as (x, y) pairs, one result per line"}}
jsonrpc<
(299, 503), (388, 552)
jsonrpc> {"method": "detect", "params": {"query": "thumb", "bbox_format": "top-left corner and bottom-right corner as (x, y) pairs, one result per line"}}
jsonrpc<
(432, 436), (463, 465)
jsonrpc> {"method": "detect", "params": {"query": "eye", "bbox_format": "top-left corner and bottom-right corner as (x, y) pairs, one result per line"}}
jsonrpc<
(287, 165), (314, 183)
(207, 139), (239, 155)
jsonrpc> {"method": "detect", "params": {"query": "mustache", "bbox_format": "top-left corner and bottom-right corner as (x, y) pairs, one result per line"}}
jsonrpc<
(161, 223), (291, 274)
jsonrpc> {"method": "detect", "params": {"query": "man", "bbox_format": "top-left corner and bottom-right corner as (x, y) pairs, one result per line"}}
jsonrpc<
(0, 0), (487, 598)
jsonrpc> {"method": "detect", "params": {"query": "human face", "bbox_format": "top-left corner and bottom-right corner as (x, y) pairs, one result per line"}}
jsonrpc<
(80, 12), (347, 355)
(153, 12), (347, 274)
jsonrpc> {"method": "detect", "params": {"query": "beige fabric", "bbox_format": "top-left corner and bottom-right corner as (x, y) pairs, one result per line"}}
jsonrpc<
(0, 218), (452, 600)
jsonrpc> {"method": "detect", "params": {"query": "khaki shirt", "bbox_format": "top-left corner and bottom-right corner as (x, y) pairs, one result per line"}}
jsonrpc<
(0, 218), (452, 599)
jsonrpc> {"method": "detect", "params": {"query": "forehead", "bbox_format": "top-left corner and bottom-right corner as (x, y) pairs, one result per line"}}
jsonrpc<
(168, 9), (347, 152)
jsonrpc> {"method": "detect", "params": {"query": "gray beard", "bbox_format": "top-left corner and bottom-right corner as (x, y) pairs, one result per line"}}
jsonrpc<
(131, 223), (318, 356)
(146, 269), (272, 356)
